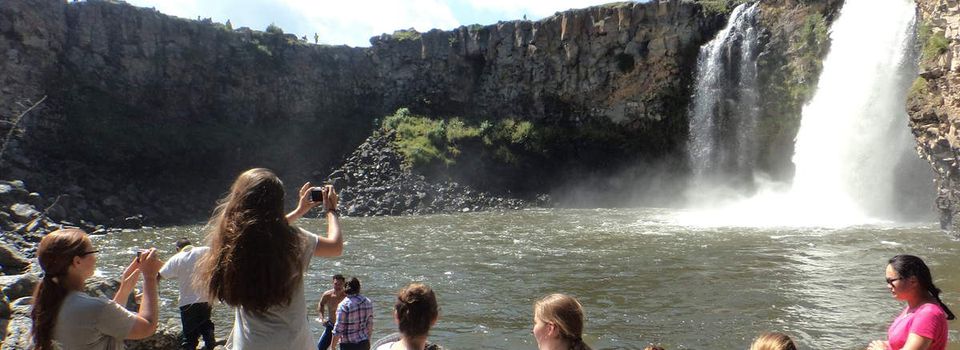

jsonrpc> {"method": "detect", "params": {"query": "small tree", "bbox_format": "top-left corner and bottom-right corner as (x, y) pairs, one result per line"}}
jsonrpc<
(226, 19), (233, 31)
(266, 23), (283, 35)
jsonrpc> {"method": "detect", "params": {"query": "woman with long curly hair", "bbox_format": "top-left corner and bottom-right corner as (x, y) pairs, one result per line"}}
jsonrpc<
(193, 168), (342, 350)
(30, 228), (163, 350)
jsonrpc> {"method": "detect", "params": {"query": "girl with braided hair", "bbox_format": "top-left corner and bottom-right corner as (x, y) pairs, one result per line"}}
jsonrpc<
(532, 293), (592, 350)
(868, 255), (954, 350)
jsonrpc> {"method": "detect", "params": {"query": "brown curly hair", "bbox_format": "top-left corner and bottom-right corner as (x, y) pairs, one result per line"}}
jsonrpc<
(193, 168), (303, 315)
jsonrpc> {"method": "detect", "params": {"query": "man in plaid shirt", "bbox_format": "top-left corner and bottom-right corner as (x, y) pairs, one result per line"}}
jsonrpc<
(332, 277), (374, 350)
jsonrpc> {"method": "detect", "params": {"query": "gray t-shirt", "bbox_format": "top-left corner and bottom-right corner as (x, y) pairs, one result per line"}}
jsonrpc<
(225, 228), (319, 350)
(54, 291), (136, 350)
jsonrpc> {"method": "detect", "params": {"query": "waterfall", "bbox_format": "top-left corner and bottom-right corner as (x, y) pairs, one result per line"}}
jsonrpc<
(677, 0), (930, 227)
(686, 2), (761, 197)
(789, 0), (922, 222)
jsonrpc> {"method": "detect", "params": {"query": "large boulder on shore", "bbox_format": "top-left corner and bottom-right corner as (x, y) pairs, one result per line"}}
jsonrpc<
(0, 244), (30, 275)
(0, 302), (32, 349)
(0, 274), (37, 302)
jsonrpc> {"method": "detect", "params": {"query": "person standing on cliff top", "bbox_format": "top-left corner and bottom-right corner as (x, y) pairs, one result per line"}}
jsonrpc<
(318, 274), (347, 350)
(159, 238), (216, 350)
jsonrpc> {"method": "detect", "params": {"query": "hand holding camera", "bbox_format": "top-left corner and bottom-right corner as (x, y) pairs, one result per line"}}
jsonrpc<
(310, 184), (338, 212)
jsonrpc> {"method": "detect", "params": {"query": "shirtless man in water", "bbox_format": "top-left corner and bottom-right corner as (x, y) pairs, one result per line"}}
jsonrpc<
(317, 274), (347, 350)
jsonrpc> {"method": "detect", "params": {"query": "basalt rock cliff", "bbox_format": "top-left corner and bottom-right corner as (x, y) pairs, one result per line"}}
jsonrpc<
(0, 0), (726, 225)
(910, 0), (960, 233)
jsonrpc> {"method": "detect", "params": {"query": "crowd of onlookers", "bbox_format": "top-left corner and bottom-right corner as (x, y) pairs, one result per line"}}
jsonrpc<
(26, 168), (955, 350)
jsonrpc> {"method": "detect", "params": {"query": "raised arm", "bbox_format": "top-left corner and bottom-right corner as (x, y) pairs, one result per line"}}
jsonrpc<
(287, 182), (323, 224)
(314, 185), (342, 257)
(126, 248), (162, 340)
(113, 256), (141, 306)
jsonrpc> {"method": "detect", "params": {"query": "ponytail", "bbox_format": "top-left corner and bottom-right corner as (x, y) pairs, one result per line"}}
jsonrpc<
(31, 275), (71, 350)
(569, 336), (592, 350)
(29, 229), (90, 350)
(929, 284), (956, 320)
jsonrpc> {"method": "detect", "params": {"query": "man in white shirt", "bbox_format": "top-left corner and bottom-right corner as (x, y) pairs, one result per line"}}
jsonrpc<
(159, 238), (216, 350)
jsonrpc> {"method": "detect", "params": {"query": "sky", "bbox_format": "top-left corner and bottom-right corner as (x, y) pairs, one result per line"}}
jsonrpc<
(122, 0), (623, 47)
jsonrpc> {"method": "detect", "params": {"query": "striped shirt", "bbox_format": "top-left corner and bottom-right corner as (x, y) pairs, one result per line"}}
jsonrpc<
(333, 294), (374, 343)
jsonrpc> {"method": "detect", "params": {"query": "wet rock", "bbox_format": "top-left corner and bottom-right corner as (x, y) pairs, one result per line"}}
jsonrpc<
(117, 215), (144, 230)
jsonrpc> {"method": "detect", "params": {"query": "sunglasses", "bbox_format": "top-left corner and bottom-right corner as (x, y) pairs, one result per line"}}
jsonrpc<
(885, 277), (903, 286)
(78, 250), (100, 257)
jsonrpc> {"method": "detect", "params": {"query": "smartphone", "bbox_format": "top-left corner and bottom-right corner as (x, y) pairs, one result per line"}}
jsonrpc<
(136, 250), (142, 262)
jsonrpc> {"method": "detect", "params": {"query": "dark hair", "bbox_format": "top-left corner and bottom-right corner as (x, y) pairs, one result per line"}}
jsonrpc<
(175, 238), (192, 252)
(395, 283), (438, 337)
(889, 254), (955, 320)
(345, 277), (361, 295)
(534, 293), (591, 350)
(193, 168), (304, 315)
(31, 229), (91, 350)
(333, 274), (345, 282)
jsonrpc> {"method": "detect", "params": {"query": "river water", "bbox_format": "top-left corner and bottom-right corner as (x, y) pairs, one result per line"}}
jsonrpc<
(90, 208), (960, 349)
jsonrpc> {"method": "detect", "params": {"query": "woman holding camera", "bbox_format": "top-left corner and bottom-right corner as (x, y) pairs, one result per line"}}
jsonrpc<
(868, 255), (954, 350)
(194, 168), (342, 350)
(30, 228), (163, 350)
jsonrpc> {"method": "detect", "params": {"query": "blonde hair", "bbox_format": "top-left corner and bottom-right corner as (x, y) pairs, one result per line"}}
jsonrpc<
(534, 293), (591, 350)
(750, 332), (796, 350)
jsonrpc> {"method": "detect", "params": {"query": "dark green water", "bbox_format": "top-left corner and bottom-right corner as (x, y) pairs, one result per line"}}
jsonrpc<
(91, 208), (960, 349)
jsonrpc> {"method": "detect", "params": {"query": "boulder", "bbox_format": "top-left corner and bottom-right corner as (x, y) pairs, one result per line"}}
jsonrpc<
(125, 318), (180, 350)
(0, 243), (30, 275)
(84, 276), (136, 310)
(7, 204), (38, 222)
(0, 304), (32, 349)
(0, 274), (38, 301)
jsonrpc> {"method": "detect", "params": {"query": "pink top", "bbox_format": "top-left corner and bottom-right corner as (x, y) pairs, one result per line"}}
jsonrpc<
(887, 303), (948, 350)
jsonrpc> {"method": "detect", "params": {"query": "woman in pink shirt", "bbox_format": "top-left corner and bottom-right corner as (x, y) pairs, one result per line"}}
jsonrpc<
(868, 255), (955, 350)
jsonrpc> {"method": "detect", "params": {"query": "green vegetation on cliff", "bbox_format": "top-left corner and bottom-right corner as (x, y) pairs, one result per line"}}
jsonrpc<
(754, 3), (834, 180)
(381, 108), (538, 169)
(378, 108), (658, 193)
(697, 0), (750, 15)
(919, 21), (949, 66)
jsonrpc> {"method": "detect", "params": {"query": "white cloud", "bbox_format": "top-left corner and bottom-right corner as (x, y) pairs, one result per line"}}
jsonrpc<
(121, 0), (620, 46)
(461, 0), (613, 20)
(283, 0), (459, 46)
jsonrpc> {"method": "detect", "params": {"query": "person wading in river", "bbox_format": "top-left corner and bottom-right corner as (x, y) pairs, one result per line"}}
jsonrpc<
(318, 274), (347, 350)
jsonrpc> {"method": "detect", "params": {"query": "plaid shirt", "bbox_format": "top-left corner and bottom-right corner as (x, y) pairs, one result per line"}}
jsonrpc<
(333, 294), (374, 343)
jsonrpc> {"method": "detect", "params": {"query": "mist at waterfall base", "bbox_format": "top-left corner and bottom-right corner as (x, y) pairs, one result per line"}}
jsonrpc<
(681, 0), (935, 228)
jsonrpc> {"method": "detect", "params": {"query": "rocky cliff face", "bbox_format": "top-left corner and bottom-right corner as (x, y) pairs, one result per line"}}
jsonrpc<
(0, 0), (726, 224)
(910, 0), (960, 232)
